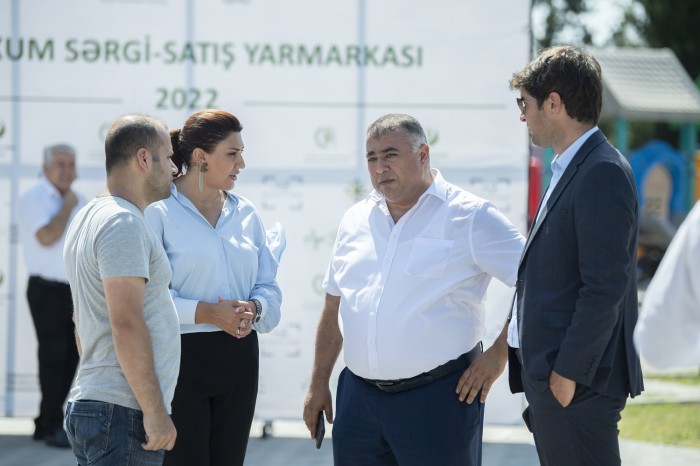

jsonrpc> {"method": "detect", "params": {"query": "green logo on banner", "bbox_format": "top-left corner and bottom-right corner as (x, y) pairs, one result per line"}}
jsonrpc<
(426, 127), (439, 146)
(347, 178), (367, 202)
(314, 127), (335, 149)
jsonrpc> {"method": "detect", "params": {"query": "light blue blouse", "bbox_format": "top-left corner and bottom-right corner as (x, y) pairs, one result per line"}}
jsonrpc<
(145, 184), (282, 334)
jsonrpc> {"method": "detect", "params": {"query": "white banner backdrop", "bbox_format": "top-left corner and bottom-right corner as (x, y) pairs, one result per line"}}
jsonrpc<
(0, 0), (530, 424)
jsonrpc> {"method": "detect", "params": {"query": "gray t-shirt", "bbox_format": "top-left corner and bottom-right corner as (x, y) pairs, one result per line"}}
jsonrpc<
(63, 196), (180, 412)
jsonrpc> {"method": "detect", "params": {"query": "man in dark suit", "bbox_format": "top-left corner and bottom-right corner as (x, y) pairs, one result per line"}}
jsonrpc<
(456, 46), (643, 466)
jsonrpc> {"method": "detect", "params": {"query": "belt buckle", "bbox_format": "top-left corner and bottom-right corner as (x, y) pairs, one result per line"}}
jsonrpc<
(375, 380), (398, 389)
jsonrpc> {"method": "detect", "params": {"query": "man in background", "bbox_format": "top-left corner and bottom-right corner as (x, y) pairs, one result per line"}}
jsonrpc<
(635, 200), (700, 369)
(17, 144), (85, 447)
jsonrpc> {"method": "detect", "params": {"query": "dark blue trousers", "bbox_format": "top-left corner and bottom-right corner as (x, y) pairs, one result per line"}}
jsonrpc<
(333, 367), (484, 466)
(522, 370), (626, 466)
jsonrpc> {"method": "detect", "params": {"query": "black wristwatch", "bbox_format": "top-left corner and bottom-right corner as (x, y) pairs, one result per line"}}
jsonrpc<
(250, 298), (262, 323)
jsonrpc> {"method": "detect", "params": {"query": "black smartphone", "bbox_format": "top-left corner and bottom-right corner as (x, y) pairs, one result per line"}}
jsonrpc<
(315, 411), (325, 449)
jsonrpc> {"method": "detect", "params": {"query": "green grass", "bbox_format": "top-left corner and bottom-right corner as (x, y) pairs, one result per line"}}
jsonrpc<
(618, 372), (700, 448)
(646, 373), (700, 386)
(620, 403), (700, 448)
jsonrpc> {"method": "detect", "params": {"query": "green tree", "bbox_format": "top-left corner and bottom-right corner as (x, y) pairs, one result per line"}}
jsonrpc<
(624, 1), (700, 80)
(609, 1), (700, 149)
(533, 0), (700, 81)
(532, 0), (593, 51)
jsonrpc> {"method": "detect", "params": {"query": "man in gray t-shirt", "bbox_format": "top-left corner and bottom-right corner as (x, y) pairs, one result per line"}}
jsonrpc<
(63, 114), (180, 464)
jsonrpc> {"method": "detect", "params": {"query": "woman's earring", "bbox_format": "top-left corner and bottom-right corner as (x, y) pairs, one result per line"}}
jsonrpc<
(198, 161), (208, 192)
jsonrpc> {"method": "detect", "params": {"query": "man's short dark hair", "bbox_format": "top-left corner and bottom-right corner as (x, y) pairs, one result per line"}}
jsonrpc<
(509, 46), (603, 124)
(367, 114), (427, 150)
(104, 115), (167, 174)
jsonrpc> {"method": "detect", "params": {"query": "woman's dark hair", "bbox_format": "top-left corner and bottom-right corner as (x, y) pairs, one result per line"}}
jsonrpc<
(171, 109), (243, 177)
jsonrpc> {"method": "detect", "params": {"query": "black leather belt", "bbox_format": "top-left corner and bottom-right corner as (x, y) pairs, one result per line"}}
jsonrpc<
(514, 347), (523, 364)
(359, 341), (483, 394)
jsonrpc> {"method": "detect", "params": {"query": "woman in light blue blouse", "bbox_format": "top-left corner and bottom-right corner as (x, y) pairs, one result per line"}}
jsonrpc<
(145, 109), (282, 466)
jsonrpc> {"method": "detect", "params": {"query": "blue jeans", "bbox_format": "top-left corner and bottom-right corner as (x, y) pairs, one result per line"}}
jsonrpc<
(65, 400), (165, 466)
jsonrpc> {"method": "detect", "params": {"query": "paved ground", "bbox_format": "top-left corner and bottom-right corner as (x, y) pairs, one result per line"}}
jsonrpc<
(629, 378), (700, 404)
(2, 412), (700, 466)
(1, 419), (535, 466)
(2, 376), (700, 466)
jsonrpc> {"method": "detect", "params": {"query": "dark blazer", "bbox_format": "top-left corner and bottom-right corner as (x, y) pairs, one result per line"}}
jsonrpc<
(509, 130), (643, 399)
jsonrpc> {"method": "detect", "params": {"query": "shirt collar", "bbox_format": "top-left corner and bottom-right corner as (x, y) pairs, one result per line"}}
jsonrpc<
(551, 126), (599, 176)
(424, 168), (448, 202)
(39, 177), (62, 198)
(170, 182), (240, 207)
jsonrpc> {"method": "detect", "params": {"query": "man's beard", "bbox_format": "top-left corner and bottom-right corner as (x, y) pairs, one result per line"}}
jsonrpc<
(144, 168), (171, 204)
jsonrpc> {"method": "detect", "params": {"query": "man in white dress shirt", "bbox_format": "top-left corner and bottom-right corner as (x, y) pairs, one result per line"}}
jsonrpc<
(635, 200), (700, 369)
(303, 114), (524, 466)
(17, 144), (85, 448)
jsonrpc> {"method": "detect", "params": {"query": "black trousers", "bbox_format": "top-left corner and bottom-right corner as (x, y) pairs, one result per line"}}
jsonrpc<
(26, 276), (79, 434)
(522, 369), (626, 466)
(164, 331), (259, 466)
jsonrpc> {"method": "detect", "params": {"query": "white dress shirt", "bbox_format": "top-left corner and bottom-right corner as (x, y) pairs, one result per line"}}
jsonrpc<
(324, 169), (524, 380)
(634, 200), (700, 369)
(145, 184), (283, 334)
(507, 126), (599, 348)
(17, 178), (85, 283)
